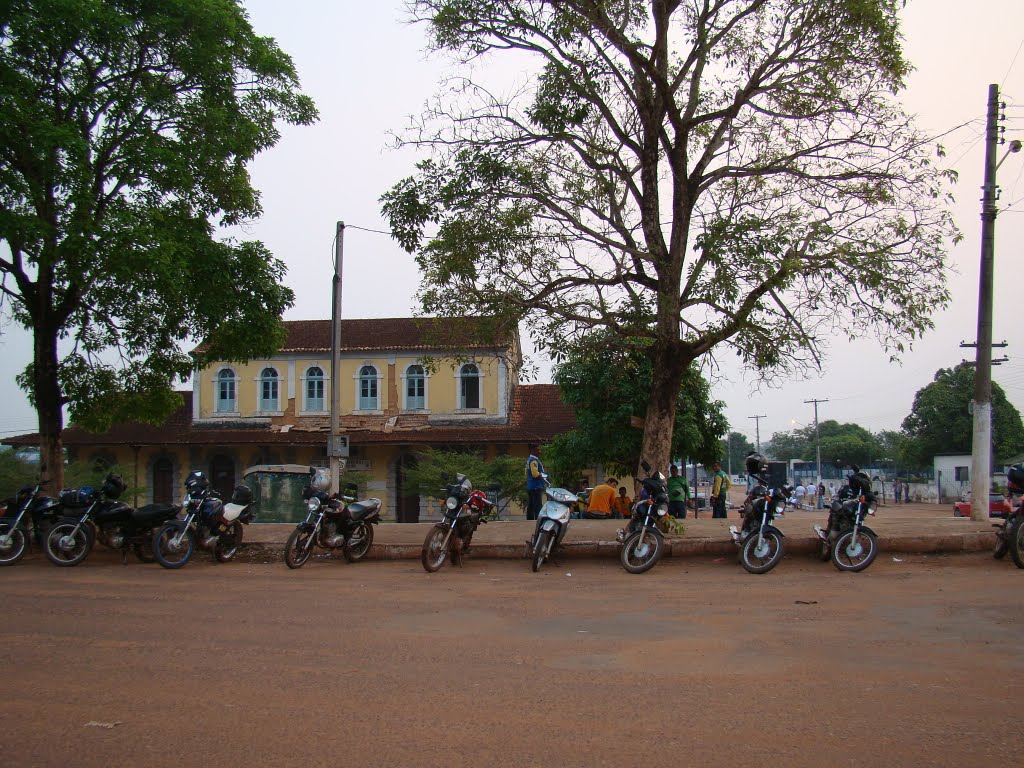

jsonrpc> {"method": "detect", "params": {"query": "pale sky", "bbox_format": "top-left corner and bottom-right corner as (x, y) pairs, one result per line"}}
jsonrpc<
(1, 0), (1023, 448)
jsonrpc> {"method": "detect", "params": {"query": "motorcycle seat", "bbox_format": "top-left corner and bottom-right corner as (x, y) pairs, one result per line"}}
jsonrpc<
(347, 498), (382, 520)
(134, 503), (179, 526)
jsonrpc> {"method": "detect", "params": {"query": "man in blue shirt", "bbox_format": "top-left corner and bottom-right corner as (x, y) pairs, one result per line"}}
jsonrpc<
(525, 445), (545, 521)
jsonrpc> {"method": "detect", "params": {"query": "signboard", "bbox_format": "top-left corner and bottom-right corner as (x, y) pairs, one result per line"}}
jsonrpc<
(327, 435), (350, 457)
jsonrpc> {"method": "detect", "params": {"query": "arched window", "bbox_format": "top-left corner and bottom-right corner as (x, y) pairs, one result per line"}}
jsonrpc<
(210, 455), (235, 500)
(305, 366), (325, 412)
(358, 365), (379, 411)
(153, 457), (173, 504)
(258, 367), (279, 412)
(460, 363), (480, 410)
(216, 368), (237, 413)
(405, 364), (426, 410)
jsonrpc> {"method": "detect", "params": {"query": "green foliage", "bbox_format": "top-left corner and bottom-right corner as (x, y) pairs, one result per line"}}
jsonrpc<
(542, 335), (728, 481)
(0, 451), (143, 502)
(765, 420), (885, 468)
(0, 1), (317, 457)
(399, 448), (527, 516)
(901, 363), (1024, 465)
(722, 431), (755, 474)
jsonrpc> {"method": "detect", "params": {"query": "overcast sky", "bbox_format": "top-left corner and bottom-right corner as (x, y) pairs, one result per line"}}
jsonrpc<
(2, 0), (1023, 448)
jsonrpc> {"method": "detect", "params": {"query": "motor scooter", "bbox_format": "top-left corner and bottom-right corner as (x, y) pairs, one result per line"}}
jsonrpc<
(529, 476), (577, 572)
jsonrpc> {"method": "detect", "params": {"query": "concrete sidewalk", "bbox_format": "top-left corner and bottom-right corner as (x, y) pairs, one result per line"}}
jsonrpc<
(242, 500), (1003, 561)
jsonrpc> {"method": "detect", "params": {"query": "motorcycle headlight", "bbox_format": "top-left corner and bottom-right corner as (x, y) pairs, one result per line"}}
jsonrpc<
(307, 498), (321, 511)
(656, 503), (668, 517)
(445, 496), (458, 510)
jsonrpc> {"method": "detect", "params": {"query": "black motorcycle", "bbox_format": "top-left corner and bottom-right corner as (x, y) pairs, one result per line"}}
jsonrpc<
(814, 467), (879, 572)
(0, 482), (62, 566)
(994, 463), (1024, 567)
(44, 473), (178, 566)
(153, 470), (255, 569)
(284, 468), (382, 569)
(617, 461), (670, 574)
(421, 473), (494, 572)
(730, 454), (791, 574)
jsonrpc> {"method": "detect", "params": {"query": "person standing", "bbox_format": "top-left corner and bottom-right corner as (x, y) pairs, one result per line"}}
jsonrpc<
(794, 482), (806, 509)
(667, 464), (690, 519)
(903, 479), (911, 504)
(525, 445), (545, 521)
(893, 479), (901, 504)
(710, 461), (731, 519)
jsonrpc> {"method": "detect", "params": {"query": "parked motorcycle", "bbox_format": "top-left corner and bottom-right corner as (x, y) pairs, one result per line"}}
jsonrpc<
(153, 470), (255, 569)
(421, 473), (494, 572)
(43, 473), (179, 566)
(994, 463), (1024, 567)
(285, 468), (382, 569)
(0, 482), (62, 566)
(730, 453), (791, 574)
(814, 466), (879, 572)
(529, 476), (578, 572)
(616, 460), (670, 574)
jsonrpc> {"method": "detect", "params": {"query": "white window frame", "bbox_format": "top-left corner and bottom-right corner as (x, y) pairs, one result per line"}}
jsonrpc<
(354, 363), (383, 414)
(256, 366), (282, 415)
(213, 367), (239, 416)
(301, 365), (328, 414)
(401, 364), (429, 412)
(456, 363), (485, 412)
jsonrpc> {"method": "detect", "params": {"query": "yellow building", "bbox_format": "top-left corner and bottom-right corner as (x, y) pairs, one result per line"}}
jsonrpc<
(6, 317), (578, 522)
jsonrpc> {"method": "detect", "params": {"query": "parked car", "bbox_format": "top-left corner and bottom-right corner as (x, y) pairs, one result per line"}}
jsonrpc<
(953, 493), (1013, 518)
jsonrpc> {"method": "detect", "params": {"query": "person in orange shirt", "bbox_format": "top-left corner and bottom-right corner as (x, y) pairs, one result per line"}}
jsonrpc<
(582, 478), (617, 519)
(610, 486), (632, 519)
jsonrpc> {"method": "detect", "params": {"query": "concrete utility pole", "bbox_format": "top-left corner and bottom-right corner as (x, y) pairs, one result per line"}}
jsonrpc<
(329, 221), (345, 494)
(748, 414), (766, 452)
(804, 398), (828, 490)
(970, 85), (1021, 522)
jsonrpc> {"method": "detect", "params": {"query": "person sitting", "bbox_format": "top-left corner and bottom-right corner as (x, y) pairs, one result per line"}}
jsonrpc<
(581, 477), (617, 519)
(610, 486), (632, 519)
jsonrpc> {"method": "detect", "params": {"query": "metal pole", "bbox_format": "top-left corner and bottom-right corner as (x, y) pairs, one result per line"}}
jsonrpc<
(804, 398), (828, 491)
(971, 86), (999, 523)
(748, 414), (766, 452)
(330, 221), (345, 494)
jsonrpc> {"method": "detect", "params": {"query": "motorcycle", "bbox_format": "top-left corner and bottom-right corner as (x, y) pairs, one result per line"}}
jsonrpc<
(43, 473), (178, 566)
(0, 482), (62, 566)
(285, 468), (382, 569)
(994, 463), (1024, 567)
(730, 453), (790, 574)
(421, 473), (494, 572)
(616, 460), (670, 574)
(814, 466), (879, 572)
(529, 476), (578, 572)
(153, 470), (255, 569)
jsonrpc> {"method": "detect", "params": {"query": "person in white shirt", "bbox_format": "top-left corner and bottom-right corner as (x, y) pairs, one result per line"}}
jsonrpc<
(794, 483), (806, 508)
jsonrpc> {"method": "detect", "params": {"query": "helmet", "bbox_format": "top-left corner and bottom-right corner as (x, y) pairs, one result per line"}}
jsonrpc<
(309, 467), (331, 493)
(1007, 464), (1024, 493)
(848, 471), (872, 495)
(184, 470), (209, 492)
(745, 452), (767, 476)
(102, 473), (126, 499)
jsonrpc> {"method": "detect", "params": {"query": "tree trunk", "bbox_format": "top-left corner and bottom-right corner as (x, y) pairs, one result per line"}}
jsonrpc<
(34, 327), (65, 490)
(639, 340), (692, 473)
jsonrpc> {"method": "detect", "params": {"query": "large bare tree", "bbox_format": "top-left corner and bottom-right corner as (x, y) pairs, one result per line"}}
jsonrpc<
(382, 0), (958, 471)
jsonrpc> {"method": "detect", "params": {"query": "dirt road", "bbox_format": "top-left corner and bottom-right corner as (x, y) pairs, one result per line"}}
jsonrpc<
(2, 551), (1021, 767)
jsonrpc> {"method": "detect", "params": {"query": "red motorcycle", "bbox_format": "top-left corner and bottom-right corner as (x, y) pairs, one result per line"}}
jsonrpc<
(421, 474), (494, 572)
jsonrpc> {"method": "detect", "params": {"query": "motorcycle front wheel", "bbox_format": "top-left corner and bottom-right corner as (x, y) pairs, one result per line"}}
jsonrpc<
(421, 525), (450, 572)
(831, 529), (878, 572)
(740, 530), (784, 574)
(1009, 517), (1024, 569)
(0, 523), (28, 566)
(531, 529), (553, 572)
(620, 528), (664, 574)
(154, 525), (195, 569)
(343, 521), (374, 563)
(44, 523), (94, 567)
(284, 526), (316, 569)
(214, 522), (243, 563)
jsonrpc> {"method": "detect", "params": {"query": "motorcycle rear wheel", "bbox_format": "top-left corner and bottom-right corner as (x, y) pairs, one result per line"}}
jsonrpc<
(1009, 517), (1024, 569)
(44, 523), (94, 567)
(740, 530), (784, 574)
(284, 527), (315, 569)
(831, 529), (878, 572)
(421, 525), (450, 572)
(620, 528), (664, 574)
(154, 525), (195, 569)
(343, 522), (374, 563)
(0, 523), (28, 566)
(531, 529), (553, 573)
(214, 522), (243, 563)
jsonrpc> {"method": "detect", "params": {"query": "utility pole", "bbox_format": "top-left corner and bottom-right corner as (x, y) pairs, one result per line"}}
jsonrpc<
(748, 414), (766, 452)
(970, 85), (1021, 522)
(329, 221), (345, 494)
(804, 398), (828, 491)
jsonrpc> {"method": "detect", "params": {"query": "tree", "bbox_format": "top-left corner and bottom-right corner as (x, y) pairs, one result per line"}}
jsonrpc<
(0, 1), (318, 488)
(722, 431), (755, 476)
(542, 334), (727, 483)
(765, 419), (882, 467)
(400, 448), (527, 515)
(901, 363), (1024, 466)
(382, 0), (957, 474)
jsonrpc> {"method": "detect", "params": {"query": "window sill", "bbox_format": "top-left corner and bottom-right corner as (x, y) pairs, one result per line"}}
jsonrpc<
(402, 408), (431, 414)
(258, 410), (284, 417)
(455, 408), (487, 415)
(354, 409), (384, 416)
(301, 410), (329, 416)
(211, 411), (241, 418)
